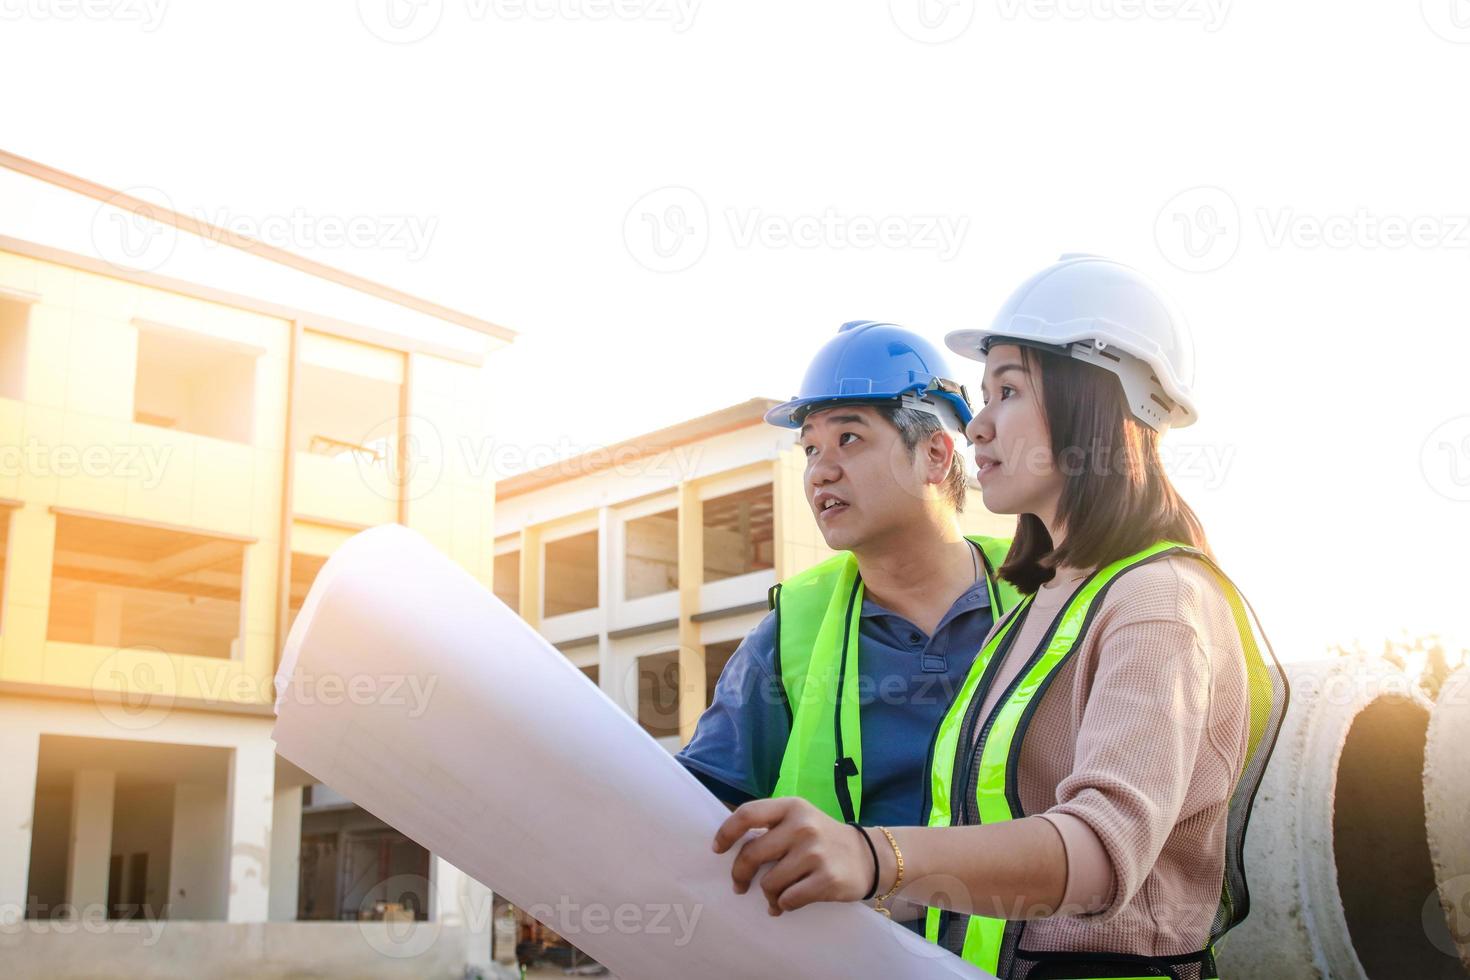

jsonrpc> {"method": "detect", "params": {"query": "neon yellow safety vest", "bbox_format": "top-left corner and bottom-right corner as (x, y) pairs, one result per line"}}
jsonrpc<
(922, 541), (1289, 980)
(766, 535), (1020, 823)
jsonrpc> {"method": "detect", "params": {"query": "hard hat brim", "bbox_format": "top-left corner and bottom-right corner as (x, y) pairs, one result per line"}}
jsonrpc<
(764, 389), (972, 431)
(945, 325), (1197, 430)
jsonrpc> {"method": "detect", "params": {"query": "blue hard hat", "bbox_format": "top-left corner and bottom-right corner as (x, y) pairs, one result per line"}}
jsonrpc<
(765, 320), (974, 430)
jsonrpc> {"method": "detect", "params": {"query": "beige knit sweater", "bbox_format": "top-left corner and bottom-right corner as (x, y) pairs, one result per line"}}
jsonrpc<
(964, 553), (1249, 961)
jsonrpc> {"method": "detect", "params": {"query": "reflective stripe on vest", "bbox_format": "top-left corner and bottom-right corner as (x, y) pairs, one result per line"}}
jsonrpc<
(922, 541), (1288, 979)
(769, 535), (1018, 823)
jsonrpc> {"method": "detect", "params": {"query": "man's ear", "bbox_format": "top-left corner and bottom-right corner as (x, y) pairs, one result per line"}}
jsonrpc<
(925, 429), (957, 483)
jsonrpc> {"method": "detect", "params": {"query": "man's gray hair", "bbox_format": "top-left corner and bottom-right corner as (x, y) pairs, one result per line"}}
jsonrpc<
(876, 404), (968, 512)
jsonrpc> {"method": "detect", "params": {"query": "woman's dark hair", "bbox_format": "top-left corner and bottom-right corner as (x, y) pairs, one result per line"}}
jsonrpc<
(1000, 345), (1209, 593)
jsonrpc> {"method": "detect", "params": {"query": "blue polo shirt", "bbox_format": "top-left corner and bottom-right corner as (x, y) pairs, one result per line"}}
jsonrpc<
(676, 553), (996, 831)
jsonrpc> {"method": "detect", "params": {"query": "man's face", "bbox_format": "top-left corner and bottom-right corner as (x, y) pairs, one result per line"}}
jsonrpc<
(798, 404), (944, 552)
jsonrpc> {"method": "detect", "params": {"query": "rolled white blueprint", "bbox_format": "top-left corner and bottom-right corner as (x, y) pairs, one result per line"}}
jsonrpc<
(272, 524), (989, 980)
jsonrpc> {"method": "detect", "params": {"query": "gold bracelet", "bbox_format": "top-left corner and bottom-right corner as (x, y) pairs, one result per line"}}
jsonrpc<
(872, 826), (904, 918)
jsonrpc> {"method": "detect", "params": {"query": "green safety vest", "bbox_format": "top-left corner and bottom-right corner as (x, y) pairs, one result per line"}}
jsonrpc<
(766, 535), (1020, 823)
(922, 541), (1289, 980)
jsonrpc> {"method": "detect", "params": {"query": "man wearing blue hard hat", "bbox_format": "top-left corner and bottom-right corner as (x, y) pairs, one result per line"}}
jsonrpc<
(676, 320), (1019, 929)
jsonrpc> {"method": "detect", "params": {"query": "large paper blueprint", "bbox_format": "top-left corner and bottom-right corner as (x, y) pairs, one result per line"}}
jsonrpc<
(272, 524), (990, 980)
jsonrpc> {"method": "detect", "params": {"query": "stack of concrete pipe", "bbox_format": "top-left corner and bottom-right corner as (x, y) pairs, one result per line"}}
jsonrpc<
(1219, 658), (1469, 979)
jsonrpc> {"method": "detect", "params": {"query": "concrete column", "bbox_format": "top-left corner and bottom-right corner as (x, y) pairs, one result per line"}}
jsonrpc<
(169, 782), (227, 919)
(595, 507), (616, 708)
(432, 856), (492, 973)
(676, 480), (706, 745)
(267, 783), (302, 922)
(225, 739), (274, 922)
(771, 451), (795, 579)
(518, 526), (542, 630)
(65, 769), (116, 917)
(0, 725), (41, 913)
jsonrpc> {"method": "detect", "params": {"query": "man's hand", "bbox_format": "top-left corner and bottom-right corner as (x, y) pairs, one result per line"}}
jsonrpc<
(711, 797), (873, 916)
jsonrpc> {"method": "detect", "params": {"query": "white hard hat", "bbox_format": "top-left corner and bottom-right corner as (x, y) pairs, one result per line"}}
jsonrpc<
(945, 254), (1198, 432)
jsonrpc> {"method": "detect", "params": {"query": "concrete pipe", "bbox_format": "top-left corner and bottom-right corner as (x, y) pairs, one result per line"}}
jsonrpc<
(1424, 666), (1470, 971)
(1218, 658), (1463, 980)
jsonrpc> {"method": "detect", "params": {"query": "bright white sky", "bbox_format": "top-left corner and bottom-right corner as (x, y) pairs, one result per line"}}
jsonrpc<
(2, 0), (1468, 662)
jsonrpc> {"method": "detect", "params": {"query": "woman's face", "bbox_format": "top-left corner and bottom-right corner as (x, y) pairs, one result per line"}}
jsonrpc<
(964, 343), (1065, 521)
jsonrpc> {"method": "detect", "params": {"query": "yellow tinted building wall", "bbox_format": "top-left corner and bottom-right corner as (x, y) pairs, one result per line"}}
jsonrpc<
(0, 249), (286, 708)
(0, 247), (498, 709)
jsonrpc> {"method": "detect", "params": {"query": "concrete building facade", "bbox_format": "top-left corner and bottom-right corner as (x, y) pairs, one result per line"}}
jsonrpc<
(492, 398), (1012, 751)
(0, 151), (512, 978)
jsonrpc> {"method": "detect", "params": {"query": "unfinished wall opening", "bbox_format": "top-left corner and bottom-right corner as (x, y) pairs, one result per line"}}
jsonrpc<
(286, 551), (329, 637)
(625, 508), (678, 600)
(543, 530), (598, 618)
(493, 549), (521, 612)
(703, 484), (774, 583)
(298, 787), (431, 923)
(0, 296), (29, 400)
(1331, 695), (1459, 979)
(48, 512), (247, 659)
(703, 639), (740, 708)
(637, 649), (680, 739)
(25, 735), (230, 921)
(294, 361), (402, 475)
(134, 324), (257, 443)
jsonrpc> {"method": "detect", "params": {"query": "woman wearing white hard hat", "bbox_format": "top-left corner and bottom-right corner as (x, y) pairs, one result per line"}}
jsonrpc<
(711, 255), (1288, 980)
